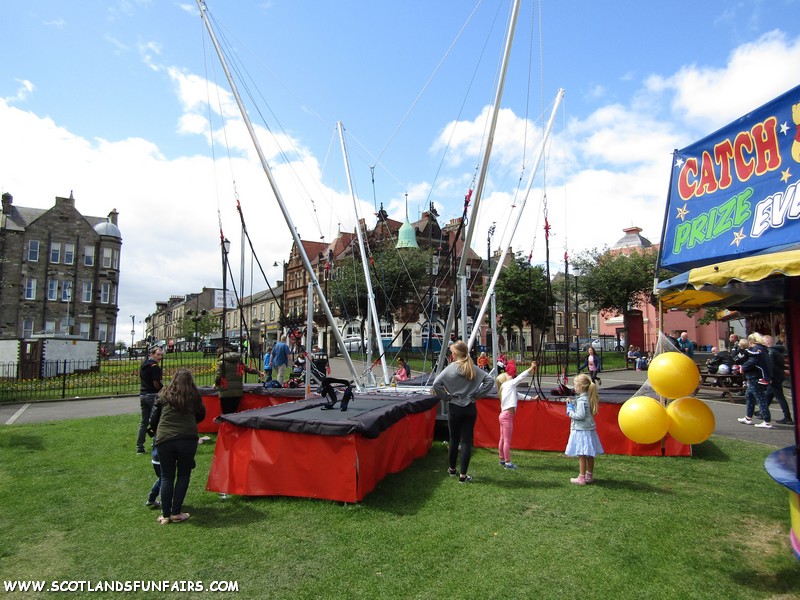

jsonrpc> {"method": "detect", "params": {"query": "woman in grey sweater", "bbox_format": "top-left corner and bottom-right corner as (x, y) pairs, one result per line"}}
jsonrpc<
(432, 340), (496, 482)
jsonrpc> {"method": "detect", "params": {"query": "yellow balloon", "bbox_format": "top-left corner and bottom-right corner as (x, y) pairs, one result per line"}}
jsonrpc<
(667, 396), (715, 445)
(618, 396), (669, 444)
(647, 351), (700, 399)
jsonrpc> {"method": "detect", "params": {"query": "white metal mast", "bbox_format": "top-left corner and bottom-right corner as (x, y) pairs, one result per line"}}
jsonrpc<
(337, 121), (391, 386)
(467, 89), (564, 351)
(196, 0), (363, 389)
(434, 0), (522, 375)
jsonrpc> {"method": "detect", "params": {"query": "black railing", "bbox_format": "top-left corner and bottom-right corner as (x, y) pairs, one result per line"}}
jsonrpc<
(0, 352), (264, 403)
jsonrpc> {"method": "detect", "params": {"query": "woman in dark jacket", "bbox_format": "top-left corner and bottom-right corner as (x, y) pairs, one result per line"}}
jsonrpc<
(736, 333), (773, 429)
(148, 368), (206, 524)
(215, 346), (264, 414)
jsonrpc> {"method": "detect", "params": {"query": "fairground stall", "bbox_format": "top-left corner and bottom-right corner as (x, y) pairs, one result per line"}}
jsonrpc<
(656, 83), (800, 559)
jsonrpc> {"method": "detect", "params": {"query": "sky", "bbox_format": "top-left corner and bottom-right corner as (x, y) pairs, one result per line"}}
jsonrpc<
(1, 0), (800, 344)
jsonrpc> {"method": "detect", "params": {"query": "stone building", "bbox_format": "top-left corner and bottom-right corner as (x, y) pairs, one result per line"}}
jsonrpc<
(0, 192), (121, 343)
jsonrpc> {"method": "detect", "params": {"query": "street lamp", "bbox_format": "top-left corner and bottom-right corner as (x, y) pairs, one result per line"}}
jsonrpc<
(221, 237), (231, 349)
(273, 260), (287, 331)
(187, 309), (206, 352)
(130, 315), (135, 354)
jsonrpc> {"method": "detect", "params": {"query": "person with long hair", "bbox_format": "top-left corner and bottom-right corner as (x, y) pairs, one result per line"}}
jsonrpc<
(578, 346), (602, 385)
(565, 373), (604, 485)
(432, 340), (495, 483)
(148, 368), (206, 524)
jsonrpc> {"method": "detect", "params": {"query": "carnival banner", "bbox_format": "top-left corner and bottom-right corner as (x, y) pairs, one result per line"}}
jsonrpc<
(659, 83), (800, 272)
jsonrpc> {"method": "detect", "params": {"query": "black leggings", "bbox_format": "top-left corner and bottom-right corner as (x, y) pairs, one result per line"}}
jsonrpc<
(447, 403), (477, 475)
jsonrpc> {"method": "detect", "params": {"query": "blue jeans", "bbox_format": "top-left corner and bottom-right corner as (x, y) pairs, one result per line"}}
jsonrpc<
(137, 394), (156, 450)
(156, 437), (198, 518)
(745, 380), (771, 422)
(447, 403), (477, 475)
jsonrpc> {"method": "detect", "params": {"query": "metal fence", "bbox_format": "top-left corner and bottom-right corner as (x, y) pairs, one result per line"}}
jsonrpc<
(0, 350), (629, 403)
(0, 353), (256, 403)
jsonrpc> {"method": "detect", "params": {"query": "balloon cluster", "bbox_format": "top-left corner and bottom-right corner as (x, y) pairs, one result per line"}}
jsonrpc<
(618, 352), (715, 445)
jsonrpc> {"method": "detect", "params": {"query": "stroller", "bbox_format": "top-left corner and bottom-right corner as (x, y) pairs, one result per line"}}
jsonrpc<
(285, 353), (326, 388)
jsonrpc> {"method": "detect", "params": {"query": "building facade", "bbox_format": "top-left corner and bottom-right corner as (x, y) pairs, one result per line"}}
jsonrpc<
(0, 192), (121, 344)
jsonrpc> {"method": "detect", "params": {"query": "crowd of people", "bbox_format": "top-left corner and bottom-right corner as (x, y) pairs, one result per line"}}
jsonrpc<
(136, 327), (792, 523)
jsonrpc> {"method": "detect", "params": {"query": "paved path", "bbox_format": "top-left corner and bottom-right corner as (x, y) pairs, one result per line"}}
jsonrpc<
(1, 359), (795, 449)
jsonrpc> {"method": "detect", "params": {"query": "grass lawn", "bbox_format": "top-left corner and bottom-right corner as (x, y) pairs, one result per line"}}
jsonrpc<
(0, 415), (797, 599)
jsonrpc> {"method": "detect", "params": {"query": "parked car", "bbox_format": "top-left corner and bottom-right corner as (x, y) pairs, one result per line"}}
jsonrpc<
(341, 337), (363, 353)
(582, 339), (603, 351)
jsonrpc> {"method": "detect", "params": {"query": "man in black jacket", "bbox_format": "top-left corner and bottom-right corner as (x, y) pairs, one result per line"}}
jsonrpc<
(764, 335), (793, 424)
(137, 346), (164, 454)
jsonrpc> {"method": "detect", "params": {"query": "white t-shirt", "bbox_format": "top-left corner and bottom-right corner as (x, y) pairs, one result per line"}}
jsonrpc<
(500, 369), (532, 411)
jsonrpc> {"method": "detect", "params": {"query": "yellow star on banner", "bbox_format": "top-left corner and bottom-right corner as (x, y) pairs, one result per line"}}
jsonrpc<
(781, 168), (792, 183)
(731, 228), (746, 246)
(676, 204), (689, 221)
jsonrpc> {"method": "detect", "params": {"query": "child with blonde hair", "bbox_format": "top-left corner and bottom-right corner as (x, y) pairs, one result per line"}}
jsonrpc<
(496, 362), (537, 469)
(565, 373), (604, 485)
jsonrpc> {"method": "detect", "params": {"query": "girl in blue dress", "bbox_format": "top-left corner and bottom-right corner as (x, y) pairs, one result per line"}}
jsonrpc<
(565, 373), (604, 485)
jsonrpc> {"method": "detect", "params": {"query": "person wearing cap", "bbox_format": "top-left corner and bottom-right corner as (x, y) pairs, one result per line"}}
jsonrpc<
(137, 345), (164, 454)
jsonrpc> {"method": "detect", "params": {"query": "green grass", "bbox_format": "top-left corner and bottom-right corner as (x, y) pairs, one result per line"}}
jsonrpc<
(1, 416), (797, 599)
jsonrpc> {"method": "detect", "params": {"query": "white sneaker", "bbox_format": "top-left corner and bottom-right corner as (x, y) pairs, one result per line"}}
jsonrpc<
(754, 421), (773, 429)
(737, 416), (753, 425)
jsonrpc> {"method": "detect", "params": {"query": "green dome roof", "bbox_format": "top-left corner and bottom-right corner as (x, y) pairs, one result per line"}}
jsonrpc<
(396, 220), (418, 248)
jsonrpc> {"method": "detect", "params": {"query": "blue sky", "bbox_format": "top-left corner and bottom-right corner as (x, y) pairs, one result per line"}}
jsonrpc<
(1, 0), (799, 344)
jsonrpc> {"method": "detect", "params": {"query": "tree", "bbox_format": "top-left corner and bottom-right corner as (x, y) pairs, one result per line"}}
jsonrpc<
(572, 247), (659, 344)
(494, 255), (551, 352)
(327, 247), (432, 342)
(179, 310), (216, 347)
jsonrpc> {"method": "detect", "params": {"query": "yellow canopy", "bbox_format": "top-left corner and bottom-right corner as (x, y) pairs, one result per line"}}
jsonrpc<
(657, 249), (800, 310)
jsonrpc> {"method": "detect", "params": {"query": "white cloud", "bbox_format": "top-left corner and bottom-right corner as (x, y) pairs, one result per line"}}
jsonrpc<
(647, 30), (800, 132)
(4, 79), (34, 104)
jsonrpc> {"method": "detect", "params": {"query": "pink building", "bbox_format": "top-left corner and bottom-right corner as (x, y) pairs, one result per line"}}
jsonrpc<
(596, 227), (730, 353)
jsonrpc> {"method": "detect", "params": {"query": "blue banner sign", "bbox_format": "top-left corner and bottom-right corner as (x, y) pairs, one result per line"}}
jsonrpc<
(659, 83), (800, 271)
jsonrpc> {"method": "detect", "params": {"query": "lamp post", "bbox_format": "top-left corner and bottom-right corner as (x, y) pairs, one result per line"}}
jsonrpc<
(221, 237), (231, 349)
(486, 222), (495, 352)
(130, 315), (135, 353)
(573, 270), (580, 372)
(273, 260), (287, 332)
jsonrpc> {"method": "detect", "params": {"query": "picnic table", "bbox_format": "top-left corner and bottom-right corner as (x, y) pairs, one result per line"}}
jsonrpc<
(696, 370), (744, 398)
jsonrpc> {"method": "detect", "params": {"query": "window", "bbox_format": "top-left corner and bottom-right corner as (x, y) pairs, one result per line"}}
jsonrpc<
(45, 320), (55, 334)
(64, 243), (75, 265)
(27, 240), (39, 262)
(110, 284), (117, 304)
(50, 242), (61, 264)
(61, 280), (72, 302)
(100, 283), (110, 304)
(102, 247), (112, 268)
(97, 323), (108, 342)
(82, 281), (93, 303)
(22, 319), (33, 338)
(556, 312), (563, 326)
(47, 279), (58, 301)
(269, 302), (275, 321)
(84, 246), (95, 266)
(24, 278), (37, 300)
(80, 322), (90, 340)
